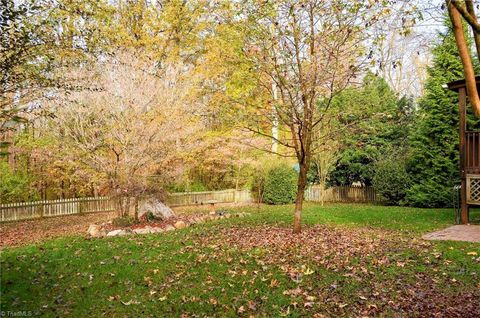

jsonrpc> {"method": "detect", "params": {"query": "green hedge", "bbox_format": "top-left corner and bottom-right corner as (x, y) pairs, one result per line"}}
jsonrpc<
(373, 159), (410, 205)
(263, 164), (297, 205)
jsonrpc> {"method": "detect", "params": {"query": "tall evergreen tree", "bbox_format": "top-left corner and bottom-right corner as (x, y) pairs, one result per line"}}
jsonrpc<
(406, 22), (480, 207)
(326, 74), (411, 186)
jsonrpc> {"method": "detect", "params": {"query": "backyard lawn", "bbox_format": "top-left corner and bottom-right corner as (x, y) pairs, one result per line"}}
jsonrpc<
(1, 203), (479, 317)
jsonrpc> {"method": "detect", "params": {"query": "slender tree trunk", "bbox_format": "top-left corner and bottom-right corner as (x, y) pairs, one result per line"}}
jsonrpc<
(293, 159), (308, 233)
(448, 0), (480, 116)
(125, 196), (131, 217)
(271, 81), (279, 153)
(320, 183), (325, 207)
(465, 0), (480, 61)
(134, 196), (139, 220)
(116, 197), (122, 217)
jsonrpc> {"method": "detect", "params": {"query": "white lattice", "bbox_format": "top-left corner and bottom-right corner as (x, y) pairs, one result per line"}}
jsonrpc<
(468, 176), (480, 204)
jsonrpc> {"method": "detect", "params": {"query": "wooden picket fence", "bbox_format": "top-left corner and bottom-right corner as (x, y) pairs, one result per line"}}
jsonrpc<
(0, 197), (116, 222)
(166, 189), (252, 207)
(0, 189), (253, 222)
(0, 186), (375, 222)
(305, 185), (377, 203)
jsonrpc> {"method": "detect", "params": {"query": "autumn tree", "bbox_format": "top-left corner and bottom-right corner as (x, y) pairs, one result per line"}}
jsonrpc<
(1, 0), (112, 130)
(48, 52), (204, 214)
(227, 0), (407, 233)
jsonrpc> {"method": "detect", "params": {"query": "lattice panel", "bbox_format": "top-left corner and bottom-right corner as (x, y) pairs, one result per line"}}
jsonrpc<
(467, 175), (480, 204)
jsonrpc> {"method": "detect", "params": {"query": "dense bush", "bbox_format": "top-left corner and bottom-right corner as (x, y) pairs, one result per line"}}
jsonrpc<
(262, 164), (297, 205)
(373, 159), (410, 205)
(405, 180), (456, 208)
(0, 162), (38, 203)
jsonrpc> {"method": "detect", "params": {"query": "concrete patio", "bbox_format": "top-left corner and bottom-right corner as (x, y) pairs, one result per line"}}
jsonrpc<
(422, 225), (480, 243)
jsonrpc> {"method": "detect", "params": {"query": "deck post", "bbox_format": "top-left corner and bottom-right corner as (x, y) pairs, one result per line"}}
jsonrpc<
(459, 88), (469, 224)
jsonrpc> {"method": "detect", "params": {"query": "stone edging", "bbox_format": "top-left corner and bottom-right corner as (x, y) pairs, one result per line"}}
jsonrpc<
(87, 212), (251, 238)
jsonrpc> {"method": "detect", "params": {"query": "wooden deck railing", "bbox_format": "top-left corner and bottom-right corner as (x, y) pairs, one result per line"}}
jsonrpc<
(466, 131), (480, 174)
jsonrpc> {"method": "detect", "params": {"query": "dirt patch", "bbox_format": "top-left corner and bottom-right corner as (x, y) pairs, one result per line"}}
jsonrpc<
(0, 211), (116, 248)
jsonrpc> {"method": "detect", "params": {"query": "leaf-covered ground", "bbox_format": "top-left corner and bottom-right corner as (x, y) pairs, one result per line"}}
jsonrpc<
(1, 204), (479, 317)
(0, 211), (117, 248)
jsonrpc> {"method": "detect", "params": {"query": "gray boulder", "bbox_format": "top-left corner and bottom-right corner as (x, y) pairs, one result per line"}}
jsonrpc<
(87, 224), (106, 238)
(174, 220), (187, 229)
(107, 229), (131, 237)
(164, 225), (175, 231)
(138, 198), (175, 220)
(150, 227), (164, 233)
(133, 226), (153, 235)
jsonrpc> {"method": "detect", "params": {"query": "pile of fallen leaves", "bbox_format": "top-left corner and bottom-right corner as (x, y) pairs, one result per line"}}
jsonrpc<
(188, 225), (480, 317)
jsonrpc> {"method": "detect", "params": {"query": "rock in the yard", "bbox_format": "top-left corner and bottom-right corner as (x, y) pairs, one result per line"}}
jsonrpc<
(165, 225), (175, 231)
(138, 197), (175, 220)
(174, 221), (187, 229)
(87, 224), (106, 238)
(150, 227), (164, 233)
(106, 229), (131, 237)
(133, 227), (153, 235)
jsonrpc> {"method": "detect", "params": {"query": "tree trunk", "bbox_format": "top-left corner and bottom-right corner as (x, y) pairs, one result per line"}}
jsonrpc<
(125, 197), (131, 217)
(271, 81), (279, 153)
(293, 160), (308, 234)
(134, 196), (139, 221)
(448, 0), (480, 116)
(115, 197), (123, 217)
(465, 0), (480, 61)
(320, 183), (325, 207)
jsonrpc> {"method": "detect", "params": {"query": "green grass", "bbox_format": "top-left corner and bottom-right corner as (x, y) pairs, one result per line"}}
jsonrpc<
(221, 203), (480, 233)
(1, 203), (479, 317)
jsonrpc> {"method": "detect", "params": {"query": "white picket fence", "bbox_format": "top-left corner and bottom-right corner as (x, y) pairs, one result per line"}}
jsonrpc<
(166, 189), (252, 207)
(1, 186), (376, 222)
(0, 197), (116, 222)
(305, 185), (377, 203)
(0, 189), (253, 222)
